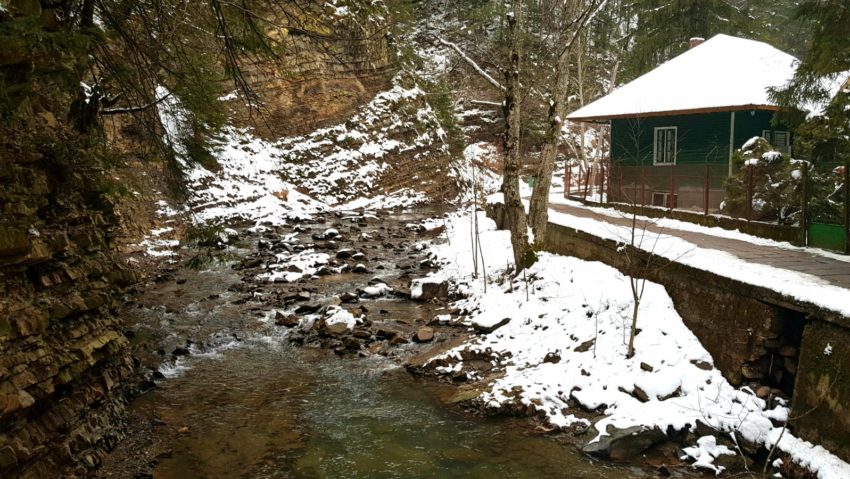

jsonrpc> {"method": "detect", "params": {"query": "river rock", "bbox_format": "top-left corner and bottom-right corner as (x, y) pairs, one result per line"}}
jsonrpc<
(471, 317), (510, 334)
(275, 312), (299, 327)
(295, 303), (321, 314)
(336, 249), (354, 259)
(323, 321), (350, 336)
(756, 386), (772, 398)
(352, 264), (369, 273)
(411, 278), (448, 301)
(413, 327), (434, 343)
(343, 337), (362, 351)
(340, 291), (359, 303)
(583, 425), (667, 461)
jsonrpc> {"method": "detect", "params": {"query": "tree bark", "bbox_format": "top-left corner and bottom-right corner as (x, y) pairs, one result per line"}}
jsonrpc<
(528, 0), (604, 249)
(528, 37), (571, 248)
(501, 0), (533, 270)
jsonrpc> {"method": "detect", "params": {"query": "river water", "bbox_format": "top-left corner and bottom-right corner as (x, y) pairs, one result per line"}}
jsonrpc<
(113, 210), (657, 479)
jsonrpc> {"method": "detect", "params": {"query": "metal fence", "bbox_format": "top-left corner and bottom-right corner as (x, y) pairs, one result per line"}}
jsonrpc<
(563, 159), (850, 253)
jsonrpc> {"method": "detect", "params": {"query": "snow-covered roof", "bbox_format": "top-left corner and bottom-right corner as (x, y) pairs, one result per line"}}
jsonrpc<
(567, 34), (799, 121)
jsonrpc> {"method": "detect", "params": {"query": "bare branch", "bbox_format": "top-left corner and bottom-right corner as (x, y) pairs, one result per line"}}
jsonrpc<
(101, 93), (173, 116)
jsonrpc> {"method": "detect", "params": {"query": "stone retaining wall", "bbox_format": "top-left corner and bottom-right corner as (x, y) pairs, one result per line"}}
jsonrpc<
(486, 202), (850, 463)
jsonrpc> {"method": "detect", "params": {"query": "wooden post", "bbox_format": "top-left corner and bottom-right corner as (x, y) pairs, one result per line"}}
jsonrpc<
(746, 164), (754, 221)
(565, 164), (571, 198)
(606, 164), (612, 204)
(844, 158), (850, 254)
(670, 164), (676, 210)
(641, 166), (646, 206)
(704, 164), (710, 215)
(582, 165), (593, 201)
(619, 169), (624, 205)
(801, 162), (808, 246)
(599, 165), (605, 203)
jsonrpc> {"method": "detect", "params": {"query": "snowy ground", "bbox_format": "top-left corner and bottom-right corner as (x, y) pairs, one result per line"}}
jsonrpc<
(419, 211), (850, 479)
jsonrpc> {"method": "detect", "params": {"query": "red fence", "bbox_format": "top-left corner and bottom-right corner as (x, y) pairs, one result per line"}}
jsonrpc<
(564, 160), (849, 253)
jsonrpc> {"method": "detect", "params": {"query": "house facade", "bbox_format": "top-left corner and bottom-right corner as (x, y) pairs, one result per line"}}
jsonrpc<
(567, 35), (796, 212)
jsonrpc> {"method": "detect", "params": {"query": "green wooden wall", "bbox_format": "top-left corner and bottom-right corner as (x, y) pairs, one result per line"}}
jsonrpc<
(610, 110), (781, 168)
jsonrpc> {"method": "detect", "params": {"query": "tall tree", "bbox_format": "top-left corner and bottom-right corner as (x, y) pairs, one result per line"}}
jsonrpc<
(501, 0), (534, 269)
(528, 0), (606, 249)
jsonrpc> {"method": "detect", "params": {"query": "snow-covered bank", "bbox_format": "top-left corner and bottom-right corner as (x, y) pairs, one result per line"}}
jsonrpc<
(421, 211), (850, 478)
(155, 76), (450, 230)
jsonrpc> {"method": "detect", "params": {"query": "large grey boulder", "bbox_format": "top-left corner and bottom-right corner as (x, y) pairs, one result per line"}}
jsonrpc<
(583, 425), (667, 461)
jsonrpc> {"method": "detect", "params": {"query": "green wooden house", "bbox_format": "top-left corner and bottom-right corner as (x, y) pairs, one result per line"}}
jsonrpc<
(567, 35), (796, 211)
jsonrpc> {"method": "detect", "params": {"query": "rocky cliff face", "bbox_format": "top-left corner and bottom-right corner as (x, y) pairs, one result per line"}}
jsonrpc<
(0, 1), (396, 477)
(0, 122), (141, 477)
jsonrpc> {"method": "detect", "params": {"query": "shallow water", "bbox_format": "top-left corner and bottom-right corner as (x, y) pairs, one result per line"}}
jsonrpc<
(135, 338), (646, 479)
(124, 210), (656, 479)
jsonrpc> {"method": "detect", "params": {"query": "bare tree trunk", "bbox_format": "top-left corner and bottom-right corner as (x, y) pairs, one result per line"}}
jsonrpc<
(528, 1), (603, 248)
(528, 39), (570, 249)
(502, 0), (532, 270)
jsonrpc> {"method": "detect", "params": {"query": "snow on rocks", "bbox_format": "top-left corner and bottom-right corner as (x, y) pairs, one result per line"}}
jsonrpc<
(422, 211), (850, 478)
(411, 277), (449, 301)
(260, 250), (331, 283)
(322, 305), (362, 334)
(682, 435), (736, 475)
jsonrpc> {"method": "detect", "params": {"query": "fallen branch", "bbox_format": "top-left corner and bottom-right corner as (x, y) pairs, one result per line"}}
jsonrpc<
(435, 36), (506, 92)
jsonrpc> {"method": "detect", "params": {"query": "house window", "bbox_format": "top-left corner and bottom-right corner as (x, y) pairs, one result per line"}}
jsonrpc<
(762, 130), (791, 154)
(653, 127), (677, 165)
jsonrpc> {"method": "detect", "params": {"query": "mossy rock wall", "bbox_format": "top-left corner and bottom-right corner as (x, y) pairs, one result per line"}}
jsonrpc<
(793, 321), (850, 462)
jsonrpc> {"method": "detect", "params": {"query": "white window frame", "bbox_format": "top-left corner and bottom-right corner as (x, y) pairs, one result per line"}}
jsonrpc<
(653, 126), (677, 166)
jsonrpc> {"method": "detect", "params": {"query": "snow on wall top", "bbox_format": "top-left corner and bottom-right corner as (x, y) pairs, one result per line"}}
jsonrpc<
(567, 34), (798, 121)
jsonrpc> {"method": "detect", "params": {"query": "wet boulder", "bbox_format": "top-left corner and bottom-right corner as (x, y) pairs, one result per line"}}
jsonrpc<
(583, 425), (667, 461)
(275, 312), (300, 327)
(410, 278), (448, 301)
(413, 327), (434, 343)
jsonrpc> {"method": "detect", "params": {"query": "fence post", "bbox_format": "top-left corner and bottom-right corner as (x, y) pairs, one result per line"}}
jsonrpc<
(618, 168), (623, 205)
(641, 166), (646, 206)
(670, 164), (676, 210)
(565, 164), (571, 198)
(801, 162), (808, 246)
(844, 158), (850, 254)
(583, 165), (590, 200)
(746, 164), (754, 221)
(599, 165), (605, 203)
(606, 164), (612, 204)
(704, 164), (710, 215)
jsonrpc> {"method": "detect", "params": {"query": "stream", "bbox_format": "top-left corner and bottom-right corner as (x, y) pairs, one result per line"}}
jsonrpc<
(101, 208), (658, 479)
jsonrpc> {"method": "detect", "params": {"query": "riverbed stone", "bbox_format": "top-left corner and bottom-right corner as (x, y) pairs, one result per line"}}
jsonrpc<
(413, 327), (434, 343)
(583, 425), (667, 461)
(275, 312), (300, 327)
(411, 278), (448, 301)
